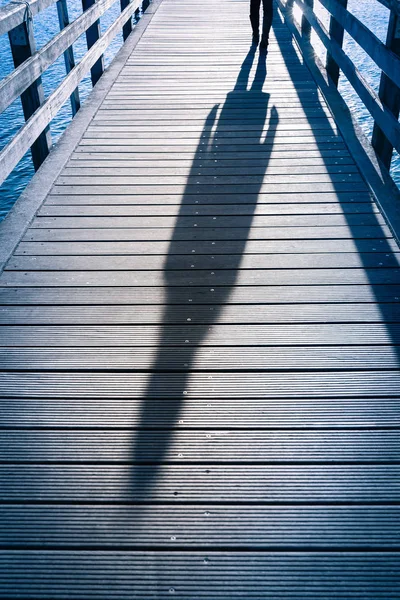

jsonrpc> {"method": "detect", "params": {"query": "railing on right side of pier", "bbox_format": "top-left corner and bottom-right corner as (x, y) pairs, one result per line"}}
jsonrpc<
(277, 0), (400, 175)
(0, 0), (150, 187)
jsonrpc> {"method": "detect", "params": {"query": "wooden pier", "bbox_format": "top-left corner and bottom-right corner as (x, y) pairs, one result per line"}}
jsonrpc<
(0, 0), (400, 596)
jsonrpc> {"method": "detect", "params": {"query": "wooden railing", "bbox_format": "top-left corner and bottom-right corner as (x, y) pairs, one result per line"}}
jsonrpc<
(276, 0), (400, 172)
(2, 0), (400, 195)
(0, 0), (150, 185)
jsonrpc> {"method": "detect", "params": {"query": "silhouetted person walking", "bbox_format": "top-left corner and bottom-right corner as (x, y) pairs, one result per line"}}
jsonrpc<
(250, 0), (273, 49)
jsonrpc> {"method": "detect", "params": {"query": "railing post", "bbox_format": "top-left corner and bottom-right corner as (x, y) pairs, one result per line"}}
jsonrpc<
(57, 0), (81, 115)
(301, 0), (313, 39)
(8, 16), (52, 171)
(121, 0), (132, 40)
(372, 0), (400, 169)
(82, 0), (104, 86)
(325, 0), (347, 86)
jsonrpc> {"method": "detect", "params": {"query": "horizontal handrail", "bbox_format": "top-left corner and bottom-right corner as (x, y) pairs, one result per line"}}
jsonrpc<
(0, 0), (57, 37)
(0, 0), (141, 186)
(0, 0), (121, 114)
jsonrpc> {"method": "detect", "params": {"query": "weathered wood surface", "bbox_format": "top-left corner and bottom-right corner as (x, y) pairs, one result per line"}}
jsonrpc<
(0, 0), (57, 37)
(0, 0), (400, 596)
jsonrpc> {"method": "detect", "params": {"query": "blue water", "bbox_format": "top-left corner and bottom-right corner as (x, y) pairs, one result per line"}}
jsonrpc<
(0, 0), (399, 220)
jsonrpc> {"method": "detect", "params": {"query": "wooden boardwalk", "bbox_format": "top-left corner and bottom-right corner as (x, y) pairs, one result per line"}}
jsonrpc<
(1, 0), (400, 596)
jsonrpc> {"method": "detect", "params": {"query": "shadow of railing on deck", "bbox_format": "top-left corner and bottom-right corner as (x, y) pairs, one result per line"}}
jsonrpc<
(130, 46), (278, 498)
(275, 2), (400, 373)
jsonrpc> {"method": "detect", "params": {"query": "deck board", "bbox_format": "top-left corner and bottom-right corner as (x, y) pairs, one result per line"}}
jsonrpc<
(0, 0), (400, 595)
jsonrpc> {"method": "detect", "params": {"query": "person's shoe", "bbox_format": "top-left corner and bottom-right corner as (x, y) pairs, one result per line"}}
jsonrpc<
(259, 36), (269, 52)
(252, 32), (259, 46)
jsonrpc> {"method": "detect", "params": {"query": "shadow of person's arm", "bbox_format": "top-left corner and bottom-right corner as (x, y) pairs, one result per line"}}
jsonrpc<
(262, 105), (279, 147)
(199, 104), (219, 155)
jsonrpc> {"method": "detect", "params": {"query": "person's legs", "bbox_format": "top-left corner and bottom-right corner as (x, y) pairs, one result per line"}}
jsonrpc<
(260, 0), (273, 49)
(249, 0), (261, 44)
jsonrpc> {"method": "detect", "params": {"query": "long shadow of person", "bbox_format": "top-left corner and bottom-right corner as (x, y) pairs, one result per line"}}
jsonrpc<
(131, 47), (278, 499)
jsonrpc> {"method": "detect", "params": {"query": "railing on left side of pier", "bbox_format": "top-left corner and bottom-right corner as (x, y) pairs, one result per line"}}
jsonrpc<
(0, 0), (150, 186)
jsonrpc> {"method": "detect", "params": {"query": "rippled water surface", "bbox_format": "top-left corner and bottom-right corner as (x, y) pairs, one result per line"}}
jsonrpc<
(0, 0), (399, 220)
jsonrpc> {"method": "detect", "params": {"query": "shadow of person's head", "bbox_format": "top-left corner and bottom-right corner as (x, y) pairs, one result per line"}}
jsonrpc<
(130, 48), (277, 502)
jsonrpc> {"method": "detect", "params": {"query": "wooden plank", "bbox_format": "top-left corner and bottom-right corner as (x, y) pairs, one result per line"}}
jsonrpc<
(1, 325), (400, 347)
(99, 99), (329, 107)
(1, 396), (399, 427)
(16, 238), (399, 255)
(83, 125), (342, 136)
(2, 429), (399, 463)
(82, 0), (104, 86)
(65, 157), (357, 167)
(1, 302), (399, 324)
(61, 164), (357, 175)
(1, 284), (399, 304)
(56, 0), (80, 116)
(73, 148), (351, 160)
(47, 181), (370, 195)
(1, 464), (399, 501)
(70, 146), (354, 155)
(106, 79), (313, 85)
(20, 225), (392, 242)
(372, 4), (400, 168)
(120, 63), (309, 71)
(73, 143), (350, 153)
(2, 267), (399, 287)
(44, 191), (373, 205)
(0, 366), (399, 396)
(7, 253), (400, 271)
(30, 213), (381, 228)
(77, 136), (345, 146)
(120, 0), (133, 40)
(0, 345), (398, 369)
(8, 19), (52, 171)
(1, 506), (399, 548)
(103, 92), (327, 100)
(0, 552), (398, 598)
(46, 179), (369, 191)
(111, 72), (312, 81)
(38, 202), (376, 216)
(326, 0), (348, 86)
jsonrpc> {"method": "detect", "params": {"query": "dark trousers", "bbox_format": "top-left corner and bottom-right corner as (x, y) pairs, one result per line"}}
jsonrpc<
(250, 0), (273, 39)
